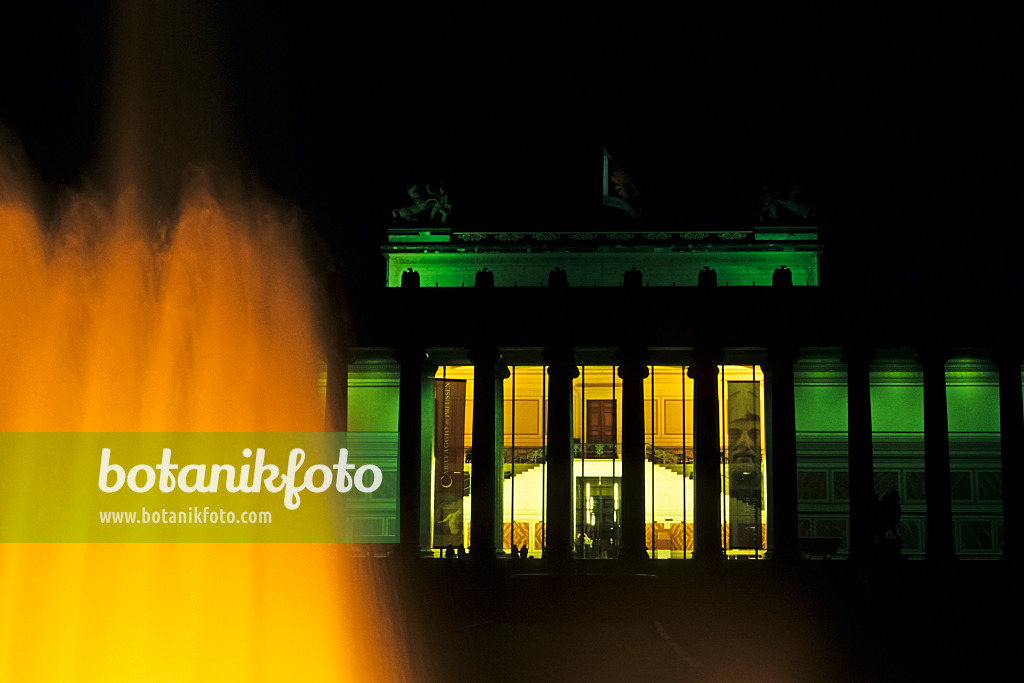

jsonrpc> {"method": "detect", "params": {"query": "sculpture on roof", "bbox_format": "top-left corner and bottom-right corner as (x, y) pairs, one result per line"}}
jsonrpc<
(392, 184), (451, 223)
(758, 182), (815, 223)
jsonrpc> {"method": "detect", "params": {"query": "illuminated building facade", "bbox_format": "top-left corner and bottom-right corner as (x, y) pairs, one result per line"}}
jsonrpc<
(346, 223), (1020, 563)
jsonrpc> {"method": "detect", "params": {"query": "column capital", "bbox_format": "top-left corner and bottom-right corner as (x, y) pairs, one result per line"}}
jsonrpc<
(916, 346), (951, 367)
(468, 346), (501, 367)
(993, 346), (1024, 367)
(617, 363), (650, 382)
(542, 346), (579, 375)
(840, 344), (875, 366)
(615, 346), (650, 375)
(687, 346), (723, 377)
(394, 346), (428, 367)
(766, 345), (800, 366)
(339, 346), (355, 365)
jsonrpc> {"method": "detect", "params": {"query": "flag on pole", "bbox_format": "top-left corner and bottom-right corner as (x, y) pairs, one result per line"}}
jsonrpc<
(603, 147), (641, 218)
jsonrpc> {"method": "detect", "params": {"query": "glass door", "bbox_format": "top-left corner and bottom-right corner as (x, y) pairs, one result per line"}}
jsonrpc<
(576, 476), (620, 558)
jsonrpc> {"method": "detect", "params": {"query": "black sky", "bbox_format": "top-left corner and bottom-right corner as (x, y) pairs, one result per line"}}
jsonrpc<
(1, 4), (1016, 290)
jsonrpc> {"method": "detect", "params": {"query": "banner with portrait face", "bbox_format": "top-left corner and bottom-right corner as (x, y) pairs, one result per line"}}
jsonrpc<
(727, 381), (763, 549)
(433, 379), (466, 548)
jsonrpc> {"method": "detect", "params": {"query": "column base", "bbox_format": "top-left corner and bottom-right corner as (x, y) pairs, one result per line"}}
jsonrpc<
(616, 547), (650, 562)
(468, 546), (499, 561)
(393, 545), (435, 563)
(763, 548), (803, 561)
(925, 551), (959, 563)
(543, 547), (573, 567)
(689, 548), (724, 562)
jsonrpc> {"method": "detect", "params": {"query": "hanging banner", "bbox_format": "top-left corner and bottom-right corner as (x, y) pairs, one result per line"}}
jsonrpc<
(603, 147), (641, 218)
(727, 381), (763, 549)
(433, 379), (467, 548)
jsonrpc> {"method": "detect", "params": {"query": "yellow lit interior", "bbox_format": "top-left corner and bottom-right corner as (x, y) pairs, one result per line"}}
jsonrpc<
(432, 365), (766, 557)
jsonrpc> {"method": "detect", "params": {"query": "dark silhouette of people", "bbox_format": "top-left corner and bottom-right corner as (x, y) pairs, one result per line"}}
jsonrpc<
(519, 545), (528, 560)
(401, 267), (419, 288)
(475, 267), (494, 288)
(624, 266), (642, 288)
(510, 543), (518, 559)
(698, 266), (717, 287)
(873, 490), (903, 559)
(772, 265), (793, 287)
(444, 544), (455, 559)
(549, 267), (569, 288)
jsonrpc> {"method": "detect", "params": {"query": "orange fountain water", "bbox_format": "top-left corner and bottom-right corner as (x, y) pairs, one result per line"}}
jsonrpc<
(0, 145), (408, 679)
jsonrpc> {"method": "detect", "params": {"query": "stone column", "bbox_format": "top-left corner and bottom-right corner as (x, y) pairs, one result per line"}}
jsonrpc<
(919, 347), (956, 561)
(322, 272), (350, 433)
(843, 346), (875, 561)
(997, 352), (1023, 563)
(324, 350), (349, 432)
(688, 347), (723, 560)
(543, 346), (578, 563)
(765, 346), (801, 560)
(468, 346), (507, 560)
(617, 347), (649, 561)
(395, 347), (435, 558)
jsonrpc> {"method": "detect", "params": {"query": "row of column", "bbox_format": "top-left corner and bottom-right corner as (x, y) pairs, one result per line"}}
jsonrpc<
(527, 342), (805, 562)
(395, 343), (797, 562)
(845, 347), (1024, 563)
(395, 345), (1024, 563)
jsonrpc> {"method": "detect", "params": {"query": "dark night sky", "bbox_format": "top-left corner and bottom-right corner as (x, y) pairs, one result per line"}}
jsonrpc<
(1, 4), (1016, 291)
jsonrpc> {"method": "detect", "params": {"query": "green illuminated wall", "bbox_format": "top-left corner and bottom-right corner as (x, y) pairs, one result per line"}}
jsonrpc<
(791, 351), (1004, 559)
(869, 355), (926, 556)
(386, 250), (820, 288)
(795, 385), (848, 432)
(870, 385), (924, 432)
(864, 355), (1002, 558)
(793, 351), (850, 554)
(344, 348), (1009, 558)
(945, 360), (1002, 558)
(347, 358), (400, 432)
(946, 383), (1000, 432)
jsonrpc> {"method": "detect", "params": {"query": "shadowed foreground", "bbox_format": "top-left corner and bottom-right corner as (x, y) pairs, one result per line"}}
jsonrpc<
(374, 557), (1018, 682)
